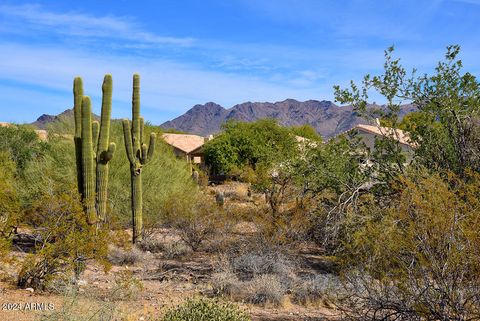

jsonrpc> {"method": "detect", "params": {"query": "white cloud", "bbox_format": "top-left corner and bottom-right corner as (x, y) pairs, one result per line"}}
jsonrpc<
(0, 43), (329, 123)
(0, 4), (194, 46)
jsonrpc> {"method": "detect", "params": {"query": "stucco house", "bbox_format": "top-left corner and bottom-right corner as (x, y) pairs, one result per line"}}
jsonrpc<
(350, 122), (416, 163)
(162, 133), (212, 164)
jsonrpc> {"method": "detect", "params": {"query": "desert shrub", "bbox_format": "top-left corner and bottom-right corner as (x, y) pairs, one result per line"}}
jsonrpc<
(17, 137), (77, 212)
(17, 189), (110, 291)
(243, 274), (285, 305)
(107, 246), (144, 266)
(163, 240), (191, 259)
(292, 274), (339, 305)
(162, 297), (251, 321)
(110, 230), (133, 250)
(211, 271), (240, 297)
(111, 270), (144, 301)
(337, 172), (480, 320)
(231, 249), (295, 282)
(0, 152), (20, 256)
(213, 243), (297, 306)
(166, 195), (226, 251)
(0, 125), (47, 175)
(137, 238), (164, 253)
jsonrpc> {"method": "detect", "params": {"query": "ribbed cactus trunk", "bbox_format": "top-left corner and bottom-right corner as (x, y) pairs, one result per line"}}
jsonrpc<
(131, 171), (143, 243)
(73, 75), (115, 226)
(123, 74), (156, 243)
(81, 97), (97, 224)
(73, 78), (84, 196)
(96, 75), (116, 224)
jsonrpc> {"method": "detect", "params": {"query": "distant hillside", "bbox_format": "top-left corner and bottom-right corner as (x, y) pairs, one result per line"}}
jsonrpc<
(161, 99), (417, 138)
(32, 109), (99, 129)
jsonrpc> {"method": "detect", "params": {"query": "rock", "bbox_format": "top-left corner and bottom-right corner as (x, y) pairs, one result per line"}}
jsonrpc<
(77, 280), (87, 286)
(25, 288), (34, 293)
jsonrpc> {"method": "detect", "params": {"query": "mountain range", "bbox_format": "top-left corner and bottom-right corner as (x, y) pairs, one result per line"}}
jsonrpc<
(32, 99), (416, 138)
(160, 99), (416, 138)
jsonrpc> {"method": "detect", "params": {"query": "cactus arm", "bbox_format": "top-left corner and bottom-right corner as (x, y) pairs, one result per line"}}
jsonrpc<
(73, 77), (84, 197)
(73, 77), (83, 138)
(141, 144), (148, 165)
(123, 119), (135, 165)
(131, 74), (141, 154)
(97, 74), (113, 154)
(140, 117), (145, 144)
(141, 133), (156, 165)
(81, 96), (97, 224)
(92, 121), (99, 155)
(147, 133), (156, 161)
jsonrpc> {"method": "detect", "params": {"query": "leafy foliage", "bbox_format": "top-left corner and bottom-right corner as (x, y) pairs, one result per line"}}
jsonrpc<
(0, 125), (47, 175)
(332, 45), (480, 320)
(0, 152), (19, 260)
(203, 119), (298, 175)
(289, 124), (322, 142)
(18, 189), (110, 290)
(334, 45), (480, 176)
(338, 171), (480, 320)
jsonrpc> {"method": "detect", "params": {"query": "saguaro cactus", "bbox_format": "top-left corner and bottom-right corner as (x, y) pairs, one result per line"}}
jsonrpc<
(73, 78), (84, 196)
(122, 74), (156, 243)
(96, 76), (116, 223)
(73, 75), (115, 225)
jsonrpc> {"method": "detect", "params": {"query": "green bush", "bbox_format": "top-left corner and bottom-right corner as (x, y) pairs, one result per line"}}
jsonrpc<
(203, 119), (298, 175)
(0, 151), (19, 260)
(17, 189), (110, 291)
(338, 171), (480, 320)
(0, 125), (47, 175)
(162, 297), (251, 321)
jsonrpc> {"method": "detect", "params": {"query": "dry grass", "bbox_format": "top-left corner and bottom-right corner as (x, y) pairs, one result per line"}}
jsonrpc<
(107, 246), (144, 266)
(244, 274), (285, 305)
(163, 241), (191, 259)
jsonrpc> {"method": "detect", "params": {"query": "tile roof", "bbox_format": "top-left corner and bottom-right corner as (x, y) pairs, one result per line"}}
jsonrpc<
(162, 133), (205, 154)
(355, 124), (415, 147)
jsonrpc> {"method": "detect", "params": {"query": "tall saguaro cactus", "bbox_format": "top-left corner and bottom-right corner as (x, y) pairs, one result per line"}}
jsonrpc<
(122, 74), (156, 243)
(73, 75), (116, 225)
(96, 76), (116, 223)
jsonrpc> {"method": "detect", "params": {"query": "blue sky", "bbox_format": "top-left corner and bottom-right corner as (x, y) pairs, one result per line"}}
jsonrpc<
(0, 0), (479, 124)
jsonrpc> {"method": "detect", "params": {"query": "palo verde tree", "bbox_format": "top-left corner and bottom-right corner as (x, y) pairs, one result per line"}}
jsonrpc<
(122, 74), (156, 243)
(334, 45), (480, 177)
(73, 75), (116, 225)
